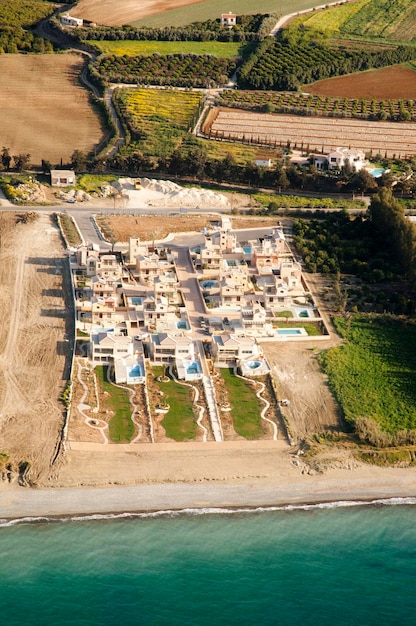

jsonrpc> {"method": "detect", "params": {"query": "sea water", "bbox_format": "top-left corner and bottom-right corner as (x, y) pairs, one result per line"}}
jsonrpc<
(1, 501), (416, 625)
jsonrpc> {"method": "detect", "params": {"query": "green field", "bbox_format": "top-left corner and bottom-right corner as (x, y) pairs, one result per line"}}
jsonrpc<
(92, 40), (243, 57)
(293, 0), (416, 43)
(133, 0), (326, 28)
(319, 315), (416, 435)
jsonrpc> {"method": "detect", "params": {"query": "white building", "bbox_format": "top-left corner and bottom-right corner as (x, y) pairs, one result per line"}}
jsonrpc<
(60, 14), (83, 28)
(327, 147), (366, 171)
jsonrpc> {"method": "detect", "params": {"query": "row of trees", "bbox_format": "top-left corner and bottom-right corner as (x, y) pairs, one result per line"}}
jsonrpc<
(69, 14), (275, 44)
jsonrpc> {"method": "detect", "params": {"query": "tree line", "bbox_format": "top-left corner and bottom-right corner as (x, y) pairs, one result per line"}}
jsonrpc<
(67, 14), (276, 44)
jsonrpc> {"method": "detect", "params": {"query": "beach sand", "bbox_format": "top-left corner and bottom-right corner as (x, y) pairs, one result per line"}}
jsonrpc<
(1, 442), (415, 519)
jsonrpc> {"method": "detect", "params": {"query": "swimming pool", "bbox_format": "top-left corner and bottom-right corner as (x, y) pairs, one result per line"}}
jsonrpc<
(245, 360), (262, 369)
(277, 328), (303, 335)
(127, 364), (144, 383)
(130, 297), (142, 305)
(177, 321), (189, 330)
(201, 280), (218, 290)
(369, 167), (385, 178)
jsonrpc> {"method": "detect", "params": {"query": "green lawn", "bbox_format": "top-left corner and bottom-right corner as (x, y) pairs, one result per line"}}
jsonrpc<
(133, 0), (327, 28)
(95, 366), (135, 443)
(220, 368), (264, 439)
(92, 40), (243, 58)
(152, 367), (197, 441)
(319, 315), (416, 433)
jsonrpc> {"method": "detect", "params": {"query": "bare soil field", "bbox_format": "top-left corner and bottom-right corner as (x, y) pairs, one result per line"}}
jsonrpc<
(207, 108), (416, 158)
(0, 55), (106, 166)
(102, 213), (278, 242)
(260, 272), (344, 442)
(305, 65), (416, 99)
(0, 213), (70, 485)
(71, 0), (205, 26)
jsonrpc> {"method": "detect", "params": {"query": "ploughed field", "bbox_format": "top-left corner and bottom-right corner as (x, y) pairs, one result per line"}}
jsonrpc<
(305, 65), (416, 100)
(0, 55), (106, 165)
(206, 109), (416, 158)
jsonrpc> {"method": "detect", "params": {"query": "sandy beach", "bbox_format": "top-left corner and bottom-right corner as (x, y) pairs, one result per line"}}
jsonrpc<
(1, 460), (415, 520)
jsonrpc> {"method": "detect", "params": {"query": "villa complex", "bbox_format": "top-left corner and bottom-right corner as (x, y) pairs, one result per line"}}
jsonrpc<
(71, 217), (326, 392)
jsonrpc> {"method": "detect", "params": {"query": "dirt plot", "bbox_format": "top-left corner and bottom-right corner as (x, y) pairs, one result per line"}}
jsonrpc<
(71, 0), (205, 26)
(305, 65), (416, 100)
(0, 55), (106, 166)
(207, 108), (416, 159)
(102, 213), (278, 242)
(0, 213), (70, 485)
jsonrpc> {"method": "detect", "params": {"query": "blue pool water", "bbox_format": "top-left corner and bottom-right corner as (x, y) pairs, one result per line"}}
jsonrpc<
(243, 246), (251, 254)
(246, 360), (262, 369)
(201, 281), (218, 289)
(131, 297), (142, 305)
(369, 167), (385, 178)
(277, 328), (303, 335)
(186, 362), (200, 374)
(177, 321), (188, 330)
(127, 365), (143, 381)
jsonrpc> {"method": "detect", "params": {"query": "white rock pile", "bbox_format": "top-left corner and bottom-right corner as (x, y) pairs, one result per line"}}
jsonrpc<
(113, 177), (230, 209)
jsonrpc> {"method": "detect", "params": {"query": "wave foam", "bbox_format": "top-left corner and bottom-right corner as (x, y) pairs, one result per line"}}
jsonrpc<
(1, 497), (415, 528)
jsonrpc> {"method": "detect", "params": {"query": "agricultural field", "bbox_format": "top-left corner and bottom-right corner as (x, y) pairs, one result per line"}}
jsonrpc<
(115, 88), (203, 157)
(0, 55), (106, 166)
(292, 0), (416, 43)
(319, 315), (416, 436)
(95, 53), (235, 87)
(217, 86), (416, 120)
(305, 64), (416, 100)
(206, 108), (416, 158)
(91, 40), (243, 58)
(71, 0), (322, 28)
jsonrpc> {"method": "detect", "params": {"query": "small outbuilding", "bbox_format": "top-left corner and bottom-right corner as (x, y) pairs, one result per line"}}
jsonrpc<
(221, 12), (236, 27)
(50, 170), (76, 187)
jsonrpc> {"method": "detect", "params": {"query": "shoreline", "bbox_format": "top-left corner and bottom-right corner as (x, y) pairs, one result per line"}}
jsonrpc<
(1, 465), (416, 522)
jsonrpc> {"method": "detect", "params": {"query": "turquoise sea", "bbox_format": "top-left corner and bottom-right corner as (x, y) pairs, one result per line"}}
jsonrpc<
(1, 501), (416, 626)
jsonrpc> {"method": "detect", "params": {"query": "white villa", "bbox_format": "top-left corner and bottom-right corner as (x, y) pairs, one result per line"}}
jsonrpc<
(313, 147), (366, 171)
(212, 334), (260, 366)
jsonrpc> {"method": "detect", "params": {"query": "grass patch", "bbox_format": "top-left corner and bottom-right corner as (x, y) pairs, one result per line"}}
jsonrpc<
(200, 137), (278, 164)
(254, 193), (365, 211)
(77, 174), (117, 194)
(92, 40), (243, 58)
(319, 315), (416, 434)
(152, 367), (197, 441)
(95, 366), (135, 443)
(220, 368), (263, 439)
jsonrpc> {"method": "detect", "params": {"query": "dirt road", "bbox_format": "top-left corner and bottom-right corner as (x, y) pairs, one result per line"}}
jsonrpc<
(0, 213), (70, 484)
